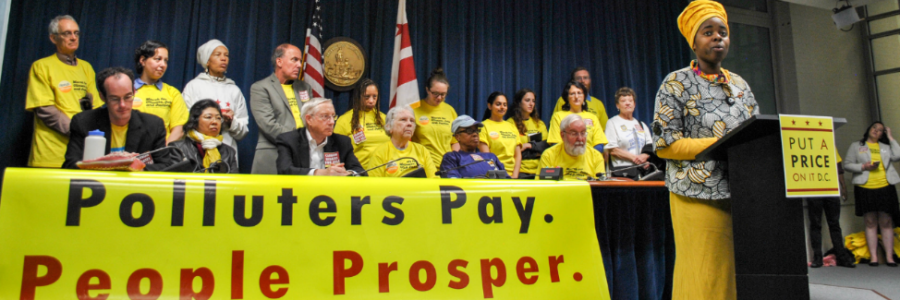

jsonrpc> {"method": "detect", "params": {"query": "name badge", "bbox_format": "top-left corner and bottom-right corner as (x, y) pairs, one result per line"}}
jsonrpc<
(859, 146), (869, 153)
(136, 153), (154, 165)
(635, 124), (644, 132)
(352, 129), (367, 144)
(324, 152), (340, 168)
(298, 91), (310, 102)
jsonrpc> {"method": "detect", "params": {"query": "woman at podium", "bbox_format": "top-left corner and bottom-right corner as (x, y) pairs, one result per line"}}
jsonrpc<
(843, 121), (900, 267)
(651, 1), (759, 299)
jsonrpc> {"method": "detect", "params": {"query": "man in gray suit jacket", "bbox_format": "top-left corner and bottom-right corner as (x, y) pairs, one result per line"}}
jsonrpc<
(250, 43), (314, 174)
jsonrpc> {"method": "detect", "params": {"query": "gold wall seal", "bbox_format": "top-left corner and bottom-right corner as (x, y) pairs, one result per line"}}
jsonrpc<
(323, 38), (367, 91)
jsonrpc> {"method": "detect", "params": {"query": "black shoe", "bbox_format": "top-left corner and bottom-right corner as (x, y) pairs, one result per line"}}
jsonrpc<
(837, 260), (856, 268)
(887, 262), (898, 267)
(869, 262), (879, 267)
(810, 262), (823, 268)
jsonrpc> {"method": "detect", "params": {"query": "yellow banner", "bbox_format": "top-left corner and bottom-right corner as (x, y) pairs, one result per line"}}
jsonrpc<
(779, 115), (840, 198)
(0, 168), (609, 299)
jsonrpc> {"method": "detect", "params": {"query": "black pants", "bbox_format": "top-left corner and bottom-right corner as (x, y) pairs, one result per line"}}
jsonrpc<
(807, 197), (845, 259)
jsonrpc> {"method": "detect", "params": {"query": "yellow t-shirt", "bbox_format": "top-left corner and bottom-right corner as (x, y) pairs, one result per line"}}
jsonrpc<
(537, 144), (606, 180)
(410, 100), (458, 168)
(133, 83), (188, 139)
(334, 109), (390, 168)
(548, 111), (609, 147)
(552, 96), (609, 131)
(25, 55), (102, 167)
(110, 124), (128, 153)
(479, 119), (522, 176)
(509, 117), (548, 175)
(862, 142), (889, 189)
(366, 141), (437, 178)
(282, 84), (304, 129)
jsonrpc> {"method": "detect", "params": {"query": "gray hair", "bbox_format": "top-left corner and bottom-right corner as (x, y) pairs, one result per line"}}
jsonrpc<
(560, 113), (584, 133)
(300, 97), (333, 128)
(271, 43), (292, 68)
(384, 105), (415, 135)
(48, 15), (76, 36)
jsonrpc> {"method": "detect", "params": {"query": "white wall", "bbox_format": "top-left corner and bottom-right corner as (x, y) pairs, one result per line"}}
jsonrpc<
(789, 3), (874, 256)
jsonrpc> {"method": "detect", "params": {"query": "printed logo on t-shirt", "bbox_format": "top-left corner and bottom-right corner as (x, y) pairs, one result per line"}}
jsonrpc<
(58, 81), (73, 93)
(489, 131), (500, 140)
(418, 116), (430, 125)
(132, 97), (144, 108)
(386, 161), (399, 174)
(298, 91), (310, 102)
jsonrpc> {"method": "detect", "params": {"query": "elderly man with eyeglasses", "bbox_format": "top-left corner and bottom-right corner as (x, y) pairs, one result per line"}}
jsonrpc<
(26, 15), (103, 168)
(538, 114), (606, 180)
(275, 98), (364, 176)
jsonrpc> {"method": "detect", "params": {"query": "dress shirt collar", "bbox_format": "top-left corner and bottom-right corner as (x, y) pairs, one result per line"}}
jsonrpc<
(134, 78), (164, 91)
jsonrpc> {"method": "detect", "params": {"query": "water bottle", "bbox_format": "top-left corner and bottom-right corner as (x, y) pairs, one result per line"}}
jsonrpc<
(83, 130), (106, 161)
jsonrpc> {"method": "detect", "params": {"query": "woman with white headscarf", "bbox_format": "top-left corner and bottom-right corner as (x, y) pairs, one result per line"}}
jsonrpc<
(182, 39), (249, 159)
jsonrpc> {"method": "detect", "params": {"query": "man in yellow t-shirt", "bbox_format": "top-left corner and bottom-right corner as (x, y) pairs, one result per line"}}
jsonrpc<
(249, 43), (314, 174)
(551, 68), (609, 130)
(538, 114), (605, 180)
(25, 15), (102, 167)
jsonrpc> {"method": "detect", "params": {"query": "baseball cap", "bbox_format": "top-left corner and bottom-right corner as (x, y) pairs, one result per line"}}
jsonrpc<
(451, 115), (483, 134)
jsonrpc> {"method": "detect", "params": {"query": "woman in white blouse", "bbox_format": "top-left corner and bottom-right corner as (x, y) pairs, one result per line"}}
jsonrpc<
(604, 87), (653, 178)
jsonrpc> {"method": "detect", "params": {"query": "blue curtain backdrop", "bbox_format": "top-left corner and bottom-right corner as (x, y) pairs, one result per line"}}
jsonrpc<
(0, 0), (691, 174)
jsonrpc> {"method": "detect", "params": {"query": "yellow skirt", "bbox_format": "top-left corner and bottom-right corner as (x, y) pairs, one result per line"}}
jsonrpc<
(670, 192), (736, 300)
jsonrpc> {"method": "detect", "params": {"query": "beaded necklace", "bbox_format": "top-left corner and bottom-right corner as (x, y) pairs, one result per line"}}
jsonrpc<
(691, 60), (731, 84)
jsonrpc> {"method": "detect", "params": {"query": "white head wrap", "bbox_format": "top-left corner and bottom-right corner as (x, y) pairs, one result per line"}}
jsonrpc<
(197, 39), (227, 69)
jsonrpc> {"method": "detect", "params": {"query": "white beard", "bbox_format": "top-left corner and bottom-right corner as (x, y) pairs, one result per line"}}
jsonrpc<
(565, 142), (586, 156)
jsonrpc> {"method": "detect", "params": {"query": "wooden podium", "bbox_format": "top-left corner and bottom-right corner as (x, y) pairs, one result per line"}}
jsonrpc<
(696, 114), (845, 300)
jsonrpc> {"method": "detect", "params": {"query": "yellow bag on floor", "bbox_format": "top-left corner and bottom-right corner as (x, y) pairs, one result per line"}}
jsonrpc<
(844, 228), (900, 264)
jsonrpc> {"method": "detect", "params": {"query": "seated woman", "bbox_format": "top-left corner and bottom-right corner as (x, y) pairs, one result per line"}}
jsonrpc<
(440, 115), (508, 178)
(479, 92), (522, 178)
(366, 106), (437, 178)
(548, 81), (608, 151)
(171, 99), (237, 173)
(605, 87), (655, 179)
(507, 88), (548, 179)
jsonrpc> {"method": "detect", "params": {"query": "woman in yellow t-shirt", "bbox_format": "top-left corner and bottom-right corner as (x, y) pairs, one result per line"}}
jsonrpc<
(132, 40), (188, 144)
(507, 88), (548, 178)
(843, 121), (900, 267)
(334, 79), (389, 168)
(479, 92), (522, 178)
(367, 106), (437, 178)
(411, 68), (458, 168)
(548, 81), (607, 152)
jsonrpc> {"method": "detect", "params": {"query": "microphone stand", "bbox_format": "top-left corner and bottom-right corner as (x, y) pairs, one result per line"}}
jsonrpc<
(353, 157), (420, 176)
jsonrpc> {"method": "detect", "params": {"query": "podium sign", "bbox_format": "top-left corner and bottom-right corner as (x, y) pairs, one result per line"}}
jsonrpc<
(779, 114), (840, 198)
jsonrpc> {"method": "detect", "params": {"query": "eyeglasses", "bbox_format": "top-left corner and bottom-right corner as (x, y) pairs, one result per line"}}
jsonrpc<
(565, 131), (588, 138)
(429, 90), (447, 98)
(56, 30), (80, 38)
(568, 91), (584, 96)
(315, 114), (338, 122)
(455, 127), (481, 135)
(201, 114), (223, 122)
(574, 75), (590, 81)
(107, 95), (134, 105)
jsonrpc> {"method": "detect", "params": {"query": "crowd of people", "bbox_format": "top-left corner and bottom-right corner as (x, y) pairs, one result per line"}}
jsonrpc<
(23, 2), (900, 300)
(28, 14), (663, 181)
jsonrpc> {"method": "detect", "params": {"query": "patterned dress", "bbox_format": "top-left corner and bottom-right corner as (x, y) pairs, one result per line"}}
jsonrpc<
(652, 61), (759, 200)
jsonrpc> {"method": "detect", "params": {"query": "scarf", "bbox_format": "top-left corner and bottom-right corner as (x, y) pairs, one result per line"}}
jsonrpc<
(188, 130), (223, 172)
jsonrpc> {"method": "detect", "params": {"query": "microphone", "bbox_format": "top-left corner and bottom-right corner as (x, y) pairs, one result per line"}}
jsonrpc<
(355, 157), (421, 176)
(604, 162), (663, 181)
(435, 158), (485, 178)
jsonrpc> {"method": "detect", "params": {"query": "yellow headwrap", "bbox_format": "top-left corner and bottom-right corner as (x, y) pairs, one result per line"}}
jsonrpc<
(187, 130), (224, 172)
(677, 0), (728, 49)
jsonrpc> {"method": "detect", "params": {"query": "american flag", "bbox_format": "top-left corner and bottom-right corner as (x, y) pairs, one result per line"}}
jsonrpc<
(302, 0), (325, 98)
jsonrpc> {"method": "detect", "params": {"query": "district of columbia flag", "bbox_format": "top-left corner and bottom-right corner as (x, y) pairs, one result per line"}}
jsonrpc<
(302, 0), (325, 97)
(390, 0), (419, 108)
